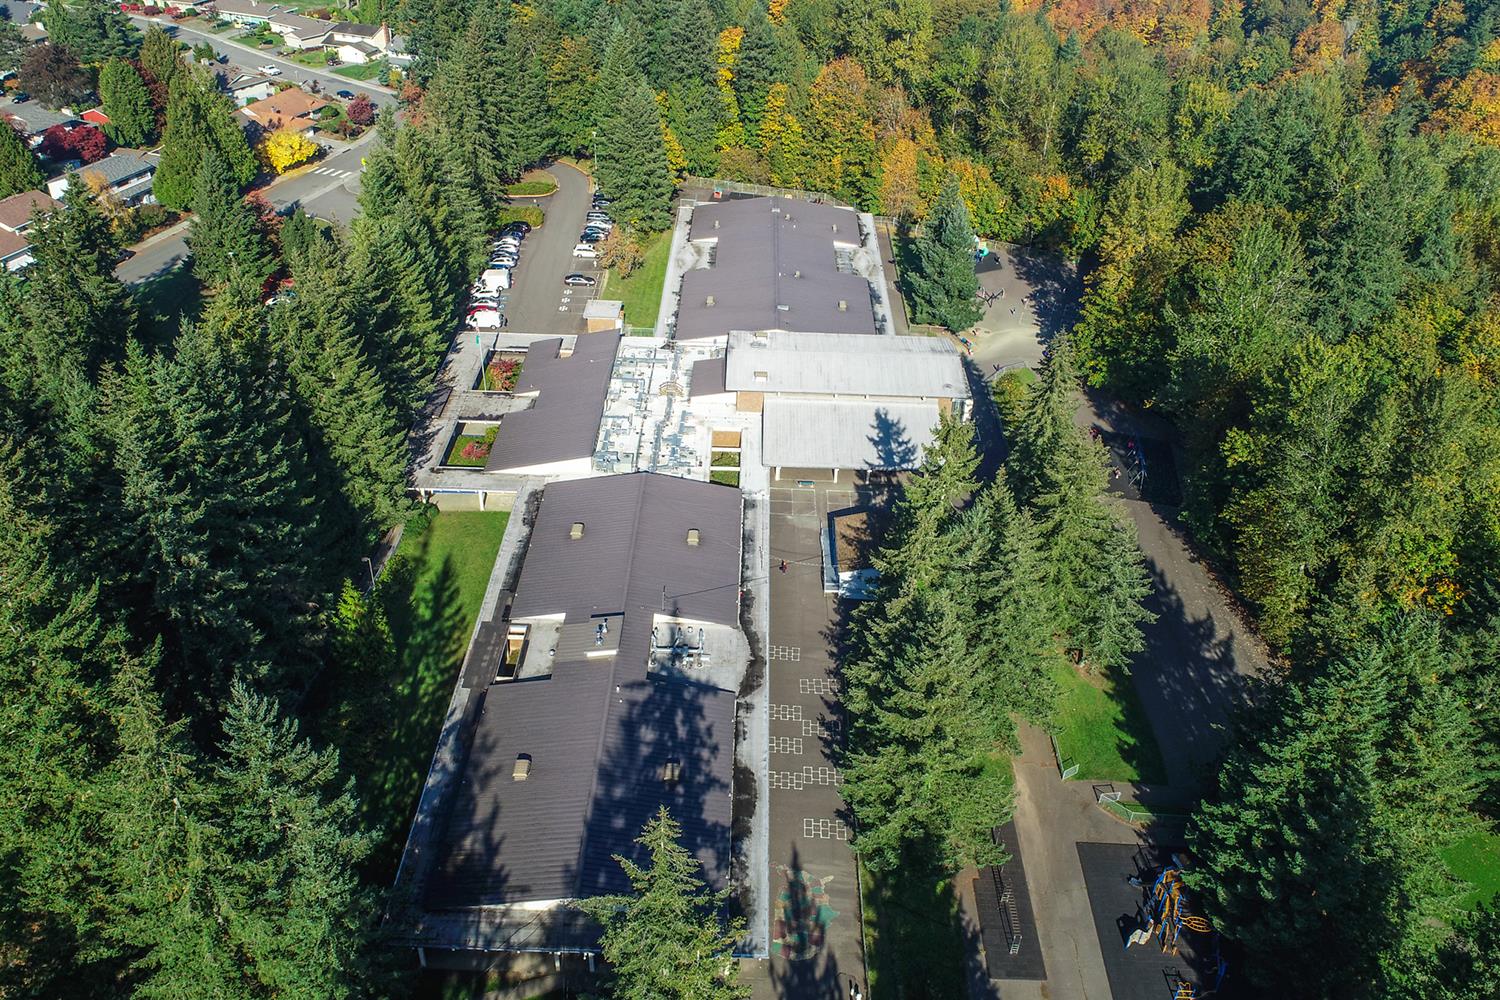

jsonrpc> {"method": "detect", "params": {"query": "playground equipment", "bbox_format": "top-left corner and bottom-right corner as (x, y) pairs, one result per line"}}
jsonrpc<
(1125, 862), (1230, 995)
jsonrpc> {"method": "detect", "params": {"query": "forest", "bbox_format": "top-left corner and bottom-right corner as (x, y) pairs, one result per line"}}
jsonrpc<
(1, 0), (1498, 993)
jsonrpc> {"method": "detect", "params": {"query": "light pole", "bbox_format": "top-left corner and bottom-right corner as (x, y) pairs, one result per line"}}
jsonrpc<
(361, 556), (376, 592)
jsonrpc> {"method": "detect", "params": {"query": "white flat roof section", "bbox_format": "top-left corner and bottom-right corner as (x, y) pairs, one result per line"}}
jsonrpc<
(725, 331), (968, 399)
(761, 397), (942, 470)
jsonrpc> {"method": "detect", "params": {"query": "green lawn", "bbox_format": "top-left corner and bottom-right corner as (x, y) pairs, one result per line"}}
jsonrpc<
(1442, 830), (1500, 909)
(361, 510), (508, 876)
(709, 470), (740, 486)
(607, 228), (671, 329)
(334, 61), (387, 80)
(1050, 660), (1167, 784)
(288, 48), (333, 66)
(504, 178), (558, 196)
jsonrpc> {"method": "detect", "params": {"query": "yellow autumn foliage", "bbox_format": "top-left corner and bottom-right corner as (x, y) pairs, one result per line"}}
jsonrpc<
(258, 129), (319, 175)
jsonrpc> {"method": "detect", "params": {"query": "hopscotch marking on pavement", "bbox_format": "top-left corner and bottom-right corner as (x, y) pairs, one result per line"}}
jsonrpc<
(770, 766), (844, 790)
(770, 736), (805, 755)
(770, 703), (805, 721)
(802, 818), (851, 840)
(799, 677), (838, 696)
(769, 645), (801, 661)
(800, 719), (836, 739)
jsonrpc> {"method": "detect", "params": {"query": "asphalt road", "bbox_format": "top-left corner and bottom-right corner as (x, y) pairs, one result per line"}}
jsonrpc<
(115, 132), (372, 284)
(496, 161), (601, 337)
(130, 15), (397, 105)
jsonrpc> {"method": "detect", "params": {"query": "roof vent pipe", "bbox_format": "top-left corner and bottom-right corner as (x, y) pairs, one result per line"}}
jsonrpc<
(661, 759), (682, 784)
(713, 219), (720, 229)
(686, 528), (700, 546)
(512, 754), (532, 781)
(570, 521), (585, 539)
(706, 295), (715, 307)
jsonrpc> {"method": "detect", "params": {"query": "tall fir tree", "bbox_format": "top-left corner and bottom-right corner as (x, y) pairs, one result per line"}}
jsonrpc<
(154, 70), (257, 210)
(97, 58), (155, 147)
(595, 75), (677, 231)
(583, 808), (749, 1000)
(138, 23), (182, 88)
(104, 292), (324, 715)
(270, 237), (410, 536)
(1187, 615), (1483, 998)
(1006, 335), (1081, 505)
(909, 174), (982, 332)
(0, 116), (45, 199)
(186, 149), (271, 291)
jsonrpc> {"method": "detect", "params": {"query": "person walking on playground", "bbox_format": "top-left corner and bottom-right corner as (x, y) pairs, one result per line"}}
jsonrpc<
(779, 559), (788, 573)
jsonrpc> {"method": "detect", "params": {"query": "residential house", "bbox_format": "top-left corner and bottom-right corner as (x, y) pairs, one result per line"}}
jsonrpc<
(239, 87), (329, 137)
(4, 103), (80, 148)
(0, 189), (62, 272)
(265, 10), (335, 49)
(326, 20), (391, 62)
(216, 66), (278, 106)
(387, 33), (413, 67)
(48, 150), (158, 206)
(80, 108), (110, 127)
(203, 0), (284, 26)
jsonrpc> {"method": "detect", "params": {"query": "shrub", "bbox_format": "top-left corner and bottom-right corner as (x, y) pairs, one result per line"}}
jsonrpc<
(484, 357), (522, 392)
(495, 205), (543, 229)
(345, 93), (375, 126)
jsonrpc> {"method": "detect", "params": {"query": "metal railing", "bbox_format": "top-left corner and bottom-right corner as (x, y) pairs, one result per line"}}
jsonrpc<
(1050, 733), (1080, 779)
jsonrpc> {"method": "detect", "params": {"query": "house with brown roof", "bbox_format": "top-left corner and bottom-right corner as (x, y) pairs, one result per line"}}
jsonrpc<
(239, 87), (329, 136)
(0, 189), (62, 272)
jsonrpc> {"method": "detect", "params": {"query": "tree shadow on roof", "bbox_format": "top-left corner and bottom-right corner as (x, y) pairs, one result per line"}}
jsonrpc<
(867, 407), (918, 470)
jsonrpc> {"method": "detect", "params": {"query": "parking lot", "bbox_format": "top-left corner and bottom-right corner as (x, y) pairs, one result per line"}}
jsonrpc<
(478, 162), (609, 338)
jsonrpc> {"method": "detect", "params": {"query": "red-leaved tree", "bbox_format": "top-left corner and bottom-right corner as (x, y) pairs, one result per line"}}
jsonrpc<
(38, 124), (107, 164)
(345, 93), (375, 127)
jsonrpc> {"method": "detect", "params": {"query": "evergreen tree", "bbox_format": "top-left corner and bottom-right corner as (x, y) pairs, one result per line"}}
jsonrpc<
(98, 58), (155, 147)
(494, 40), (555, 177)
(425, 0), (508, 196)
(271, 237), (410, 536)
(42, 0), (139, 62)
(105, 299), (324, 715)
(0, 116), (45, 199)
(1187, 616), (1483, 998)
(583, 808), (749, 1000)
(596, 75), (676, 232)
(0, 430), (129, 997)
(909, 175), (981, 332)
(154, 70), (257, 210)
(203, 684), (376, 998)
(1006, 336), (1080, 505)
(139, 23), (182, 89)
(734, 11), (787, 134)
(186, 149), (271, 291)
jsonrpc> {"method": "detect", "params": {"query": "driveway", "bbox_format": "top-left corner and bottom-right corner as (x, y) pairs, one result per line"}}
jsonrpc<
(131, 15), (396, 104)
(115, 131), (374, 284)
(500, 161), (601, 337)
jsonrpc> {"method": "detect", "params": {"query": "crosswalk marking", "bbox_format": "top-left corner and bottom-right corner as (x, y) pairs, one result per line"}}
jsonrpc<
(311, 167), (353, 178)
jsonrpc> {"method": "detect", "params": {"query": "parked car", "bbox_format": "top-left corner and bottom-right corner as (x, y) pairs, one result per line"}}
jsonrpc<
(572, 243), (598, 258)
(9, 92), (28, 103)
(585, 212), (613, 223)
(468, 308), (502, 330)
(258, 64), (282, 76)
(336, 89), (355, 99)
(476, 267), (512, 291)
(563, 273), (597, 287)
(584, 219), (614, 232)
(581, 224), (609, 237)
(577, 231), (603, 245)
(500, 221), (532, 236)
(493, 236), (521, 249)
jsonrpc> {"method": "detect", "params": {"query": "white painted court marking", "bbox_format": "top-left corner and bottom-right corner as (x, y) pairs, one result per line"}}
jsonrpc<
(802, 818), (851, 840)
(769, 645), (801, 661)
(770, 703), (805, 721)
(769, 736), (804, 755)
(799, 678), (838, 696)
(770, 766), (844, 790)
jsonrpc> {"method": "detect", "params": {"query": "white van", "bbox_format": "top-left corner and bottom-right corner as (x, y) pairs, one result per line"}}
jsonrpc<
(477, 267), (512, 291)
(572, 243), (598, 259)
